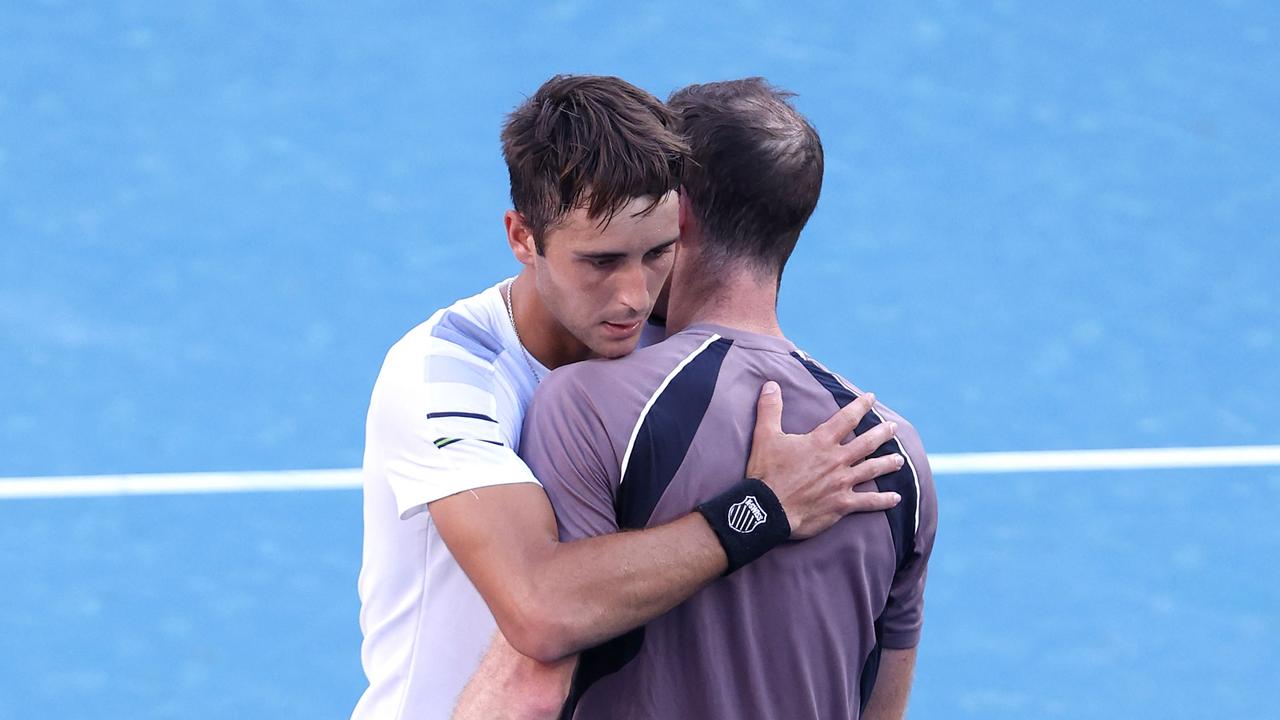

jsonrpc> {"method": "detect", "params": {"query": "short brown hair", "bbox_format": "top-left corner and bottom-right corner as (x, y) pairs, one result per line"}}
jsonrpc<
(667, 78), (824, 279)
(501, 75), (687, 253)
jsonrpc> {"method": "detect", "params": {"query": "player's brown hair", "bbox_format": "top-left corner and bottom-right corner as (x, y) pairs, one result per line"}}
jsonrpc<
(501, 75), (688, 253)
(667, 78), (824, 280)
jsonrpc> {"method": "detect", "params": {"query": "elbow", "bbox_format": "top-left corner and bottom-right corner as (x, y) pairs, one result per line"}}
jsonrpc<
(514, 611), (577, 664)
(497, 597), (577, 663)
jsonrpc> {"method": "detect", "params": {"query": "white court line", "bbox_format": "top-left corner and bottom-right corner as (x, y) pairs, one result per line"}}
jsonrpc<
(929, 445), (1280, 474)
(1, 445), (1278, 499)
(0, 469), (361, 499)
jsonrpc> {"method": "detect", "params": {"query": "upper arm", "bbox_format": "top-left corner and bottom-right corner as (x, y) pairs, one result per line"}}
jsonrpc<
(862, 647), (917, 720)
(368, 338), (560, 644)
(428, 368), (621, 656)
(429, 481), (561, 634)
(880, 424), (939, 650)
(422, 365), (616, 651)
(519, 368), (620, 540)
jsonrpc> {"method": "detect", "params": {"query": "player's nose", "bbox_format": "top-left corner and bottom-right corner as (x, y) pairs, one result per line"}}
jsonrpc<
(613, 260), (649, 314)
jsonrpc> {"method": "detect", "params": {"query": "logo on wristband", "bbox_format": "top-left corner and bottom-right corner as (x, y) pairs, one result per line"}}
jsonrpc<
(728, 495), (768, 533)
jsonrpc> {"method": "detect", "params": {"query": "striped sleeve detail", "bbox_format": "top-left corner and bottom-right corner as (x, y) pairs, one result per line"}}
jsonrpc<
(426, 411), (497, 423)
(418, 335), (504, 446)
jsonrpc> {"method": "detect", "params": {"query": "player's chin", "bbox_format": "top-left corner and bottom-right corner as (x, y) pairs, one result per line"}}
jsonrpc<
(591, 327), (643, 358)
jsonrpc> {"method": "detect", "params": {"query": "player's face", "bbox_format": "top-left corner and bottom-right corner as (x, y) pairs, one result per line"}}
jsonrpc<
(532, 192), (679, 359)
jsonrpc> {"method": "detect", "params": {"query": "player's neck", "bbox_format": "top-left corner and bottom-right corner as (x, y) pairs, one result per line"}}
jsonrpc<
(667, 261), (783, 339)
(508, 271), (592, 371)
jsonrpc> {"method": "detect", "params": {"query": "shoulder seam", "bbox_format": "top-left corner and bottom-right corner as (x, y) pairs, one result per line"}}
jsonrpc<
(790, 351), (923, 537)
(618, 333), (725, 483)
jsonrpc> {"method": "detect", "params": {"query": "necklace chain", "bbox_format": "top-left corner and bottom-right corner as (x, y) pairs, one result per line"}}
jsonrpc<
(504, 279), (542, 382)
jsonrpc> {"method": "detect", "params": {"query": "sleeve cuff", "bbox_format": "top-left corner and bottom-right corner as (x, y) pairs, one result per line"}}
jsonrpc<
(397, 473), (541, 520)
(386, 443), (542, 520)
(880, 627), (921, 650)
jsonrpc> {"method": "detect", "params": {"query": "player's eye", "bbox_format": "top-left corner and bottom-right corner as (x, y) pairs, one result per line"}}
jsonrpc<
(587, 257), (619, 269)
(645, 245), (674, 260)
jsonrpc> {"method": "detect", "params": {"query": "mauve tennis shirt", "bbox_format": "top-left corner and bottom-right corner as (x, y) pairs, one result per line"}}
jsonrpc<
(520, 322), (938, 720)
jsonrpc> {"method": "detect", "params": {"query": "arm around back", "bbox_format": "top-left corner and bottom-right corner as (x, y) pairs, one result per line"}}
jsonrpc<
(431, 364), (910, 662)
(430, 479), (727, 662)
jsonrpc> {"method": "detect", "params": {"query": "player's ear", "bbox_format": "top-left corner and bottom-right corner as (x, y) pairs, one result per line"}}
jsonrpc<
(504, 210), (538, 265)
(676, 190), (701, 251)
(677, 187), (690, 236)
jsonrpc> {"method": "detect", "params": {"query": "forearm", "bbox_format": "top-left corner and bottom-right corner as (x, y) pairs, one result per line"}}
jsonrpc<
(862, 647), (917, 720)
(432, 483), (731, 663)
(453, 632), (575, 720)
(521, 512), (727, 659)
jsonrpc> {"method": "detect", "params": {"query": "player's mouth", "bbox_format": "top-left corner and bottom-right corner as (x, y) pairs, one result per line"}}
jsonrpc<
(600, 319), (642, 339)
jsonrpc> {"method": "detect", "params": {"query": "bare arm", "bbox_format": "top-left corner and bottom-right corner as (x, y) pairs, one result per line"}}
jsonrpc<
(431, 385), (903, 662)
(432, 481), (725, 662)
(452, 632), (576, 720)
(864, 421), (936, 720)
(862, 648), (917, 720)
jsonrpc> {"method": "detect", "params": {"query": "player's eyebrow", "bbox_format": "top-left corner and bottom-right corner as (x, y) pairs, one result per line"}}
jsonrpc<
(577, 238), (677, 262)
(576, 250), (627, 262)
(645, 238), (679, 254)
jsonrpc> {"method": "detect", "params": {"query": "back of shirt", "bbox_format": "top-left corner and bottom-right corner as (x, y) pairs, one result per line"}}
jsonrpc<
(520, 323), (938, 720)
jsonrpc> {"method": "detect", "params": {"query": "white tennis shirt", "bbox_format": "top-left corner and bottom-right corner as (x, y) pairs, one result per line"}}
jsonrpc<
(351, 278), (548, 720)
(350, 276), (669, 720)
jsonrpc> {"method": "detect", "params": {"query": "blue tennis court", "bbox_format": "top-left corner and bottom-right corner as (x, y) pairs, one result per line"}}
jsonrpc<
(2, 2), (1277, 718)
